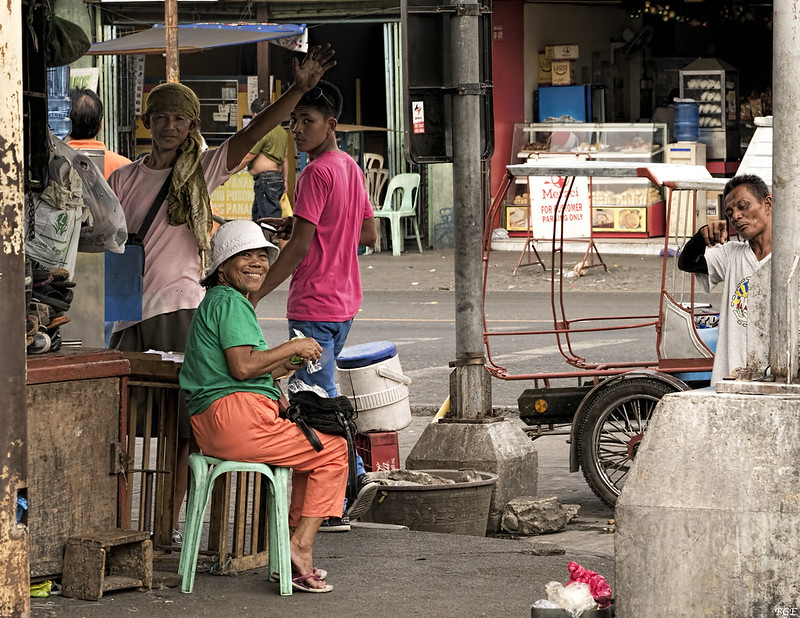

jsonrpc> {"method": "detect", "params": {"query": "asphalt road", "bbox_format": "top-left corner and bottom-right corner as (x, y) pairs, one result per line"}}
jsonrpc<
(256, 287), (716, 410)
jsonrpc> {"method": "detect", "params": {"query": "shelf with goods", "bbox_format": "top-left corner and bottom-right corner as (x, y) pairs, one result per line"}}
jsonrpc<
(590, 180), (665, 237)
(679, 58), (739, 160)
(506, 122), (667, 237)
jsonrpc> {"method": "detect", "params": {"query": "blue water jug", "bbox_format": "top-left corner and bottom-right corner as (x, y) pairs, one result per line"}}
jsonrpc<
(47, 66), (72, 139)
(674, 100), (699, 142)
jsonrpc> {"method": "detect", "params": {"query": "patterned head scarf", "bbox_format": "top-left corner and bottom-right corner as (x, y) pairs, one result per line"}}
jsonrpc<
(145, 83), (212, 256)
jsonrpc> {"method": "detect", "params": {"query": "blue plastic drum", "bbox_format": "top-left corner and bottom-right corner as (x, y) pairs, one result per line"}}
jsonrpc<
(674, 100), (699, 142)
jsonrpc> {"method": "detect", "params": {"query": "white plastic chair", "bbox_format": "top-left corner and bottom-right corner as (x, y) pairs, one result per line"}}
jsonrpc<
(373, 173), (423, 256)
(365, 168), (389, 210)
(364, 152), (384, 171)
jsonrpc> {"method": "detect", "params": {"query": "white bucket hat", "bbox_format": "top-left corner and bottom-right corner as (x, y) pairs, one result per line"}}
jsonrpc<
(204, 220), (280, 280)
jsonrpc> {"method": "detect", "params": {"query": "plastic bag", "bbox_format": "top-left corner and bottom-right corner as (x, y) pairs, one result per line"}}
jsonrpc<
(291, 329), (323, 373)
(49, 134), (127, 254)
(25, 163), (83, 275)
(544, 581), (596, 617)
(567, 561), (612, 608)
(287, 379), (329, 399)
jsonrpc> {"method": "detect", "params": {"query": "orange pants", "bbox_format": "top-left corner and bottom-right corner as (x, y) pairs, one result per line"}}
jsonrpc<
(190, 391), (348, 527)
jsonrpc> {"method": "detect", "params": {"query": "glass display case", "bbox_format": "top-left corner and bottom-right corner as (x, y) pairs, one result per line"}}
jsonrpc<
(679, 58), (739, 160)
(507, 122), (668, 237)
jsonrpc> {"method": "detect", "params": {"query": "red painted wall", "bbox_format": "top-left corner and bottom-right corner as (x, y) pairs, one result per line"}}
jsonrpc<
(490, 0), (525, 202)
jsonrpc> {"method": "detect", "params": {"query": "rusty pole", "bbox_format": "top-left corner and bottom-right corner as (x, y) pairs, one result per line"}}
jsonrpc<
(0, 0), (30, 614)
(165, 0), (179, 83)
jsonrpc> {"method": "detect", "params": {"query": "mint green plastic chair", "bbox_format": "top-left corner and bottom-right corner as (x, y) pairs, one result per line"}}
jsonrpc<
(178, 453), (292, 595)
(373, 172), (423, 256)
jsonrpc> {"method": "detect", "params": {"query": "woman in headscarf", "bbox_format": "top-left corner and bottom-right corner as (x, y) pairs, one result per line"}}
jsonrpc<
(180, 220), (347, 593)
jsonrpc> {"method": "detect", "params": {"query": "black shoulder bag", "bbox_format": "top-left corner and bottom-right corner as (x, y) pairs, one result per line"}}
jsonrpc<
(283, 391), (359, 504)
(105, 171), (173, 322)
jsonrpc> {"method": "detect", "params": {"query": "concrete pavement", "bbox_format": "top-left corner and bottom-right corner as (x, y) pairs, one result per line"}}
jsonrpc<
(33, 415), (615, 618)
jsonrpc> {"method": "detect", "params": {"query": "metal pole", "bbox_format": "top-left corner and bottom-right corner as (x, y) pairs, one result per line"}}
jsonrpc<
(0, 0), (29, 613)
(450, 0), (491, 418)
(770, 0), (800, 382)
(165, 0), (179, 83)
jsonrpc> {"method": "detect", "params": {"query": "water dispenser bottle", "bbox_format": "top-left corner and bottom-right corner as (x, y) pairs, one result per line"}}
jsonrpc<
(47, 66), (72, 139)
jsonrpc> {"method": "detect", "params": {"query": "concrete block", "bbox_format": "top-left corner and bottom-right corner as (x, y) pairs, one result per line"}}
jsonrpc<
(501, 496), (575, 535)
(406, 420), (538, 532)
(616, 390), (800, 616)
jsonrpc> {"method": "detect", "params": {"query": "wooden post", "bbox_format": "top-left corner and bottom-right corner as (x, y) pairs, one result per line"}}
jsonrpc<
(0, 0), (29, 614)
(165, 0), (179, 83)
(257, 4), (270, 99)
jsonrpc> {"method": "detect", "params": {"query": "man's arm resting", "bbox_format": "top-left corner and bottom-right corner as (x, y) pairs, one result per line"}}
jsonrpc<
(677, 226), (709, 274)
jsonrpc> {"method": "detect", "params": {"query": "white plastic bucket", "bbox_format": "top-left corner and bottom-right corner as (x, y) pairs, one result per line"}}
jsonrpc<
(336, 341), (412, 433)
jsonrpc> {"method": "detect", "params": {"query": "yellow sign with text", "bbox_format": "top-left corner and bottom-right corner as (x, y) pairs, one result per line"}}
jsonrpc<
(210, 170), (254, 221)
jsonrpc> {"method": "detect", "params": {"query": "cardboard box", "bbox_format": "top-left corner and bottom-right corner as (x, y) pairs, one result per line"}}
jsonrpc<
(537, 53), (552, 85)
(550, 60), (576, 86)
(545, 44), (579, 60)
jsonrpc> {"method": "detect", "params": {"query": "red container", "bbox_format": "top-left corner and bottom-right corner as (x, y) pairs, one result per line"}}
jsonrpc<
(355, 431), (400, 473)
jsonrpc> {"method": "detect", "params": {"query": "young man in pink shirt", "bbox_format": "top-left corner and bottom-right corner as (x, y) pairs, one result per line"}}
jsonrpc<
(252, 80), (378, 531)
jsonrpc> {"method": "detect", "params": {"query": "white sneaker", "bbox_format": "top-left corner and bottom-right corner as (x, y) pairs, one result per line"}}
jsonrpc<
(171, 529), (183, 545)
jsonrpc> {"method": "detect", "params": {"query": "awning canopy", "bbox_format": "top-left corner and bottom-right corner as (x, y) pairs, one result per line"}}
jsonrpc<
(87, 22), (306, 55)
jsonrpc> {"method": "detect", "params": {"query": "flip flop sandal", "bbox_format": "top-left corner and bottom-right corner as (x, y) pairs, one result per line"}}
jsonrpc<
(32, 288), (71, 312)
(49, 268), (70, 282)
(270, 567), (327, 583)
(291, 572), (333, 593)
(47, 315), (71, 330)
(29, 302), (54, 328)
(27, 315), (39, 336)
(51, 280), (77, 289)
(32, 274), (53, 288)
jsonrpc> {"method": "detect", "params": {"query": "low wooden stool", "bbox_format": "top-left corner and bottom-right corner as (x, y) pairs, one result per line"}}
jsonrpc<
(62, 529), (153, 601)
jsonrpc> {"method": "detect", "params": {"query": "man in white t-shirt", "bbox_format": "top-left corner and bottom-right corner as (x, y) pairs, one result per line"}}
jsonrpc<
(678, 174), (772, 383)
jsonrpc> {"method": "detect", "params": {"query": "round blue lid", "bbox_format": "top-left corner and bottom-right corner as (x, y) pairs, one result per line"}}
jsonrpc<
(336, 341), (397, 369)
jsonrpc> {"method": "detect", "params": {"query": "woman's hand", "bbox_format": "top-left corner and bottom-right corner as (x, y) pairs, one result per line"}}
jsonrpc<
(292, 44), (336, 93)
(287, 337), (322, 364)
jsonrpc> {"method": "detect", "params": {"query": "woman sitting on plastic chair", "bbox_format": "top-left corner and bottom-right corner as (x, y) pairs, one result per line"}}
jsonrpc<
(179, 220), (347, 593)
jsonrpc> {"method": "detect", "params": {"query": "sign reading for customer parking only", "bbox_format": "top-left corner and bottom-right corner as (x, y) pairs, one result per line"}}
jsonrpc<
(527, 174), (591, 239)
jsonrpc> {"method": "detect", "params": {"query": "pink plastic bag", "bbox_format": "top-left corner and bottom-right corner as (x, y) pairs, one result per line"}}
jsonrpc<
(568, 562), (612, 608)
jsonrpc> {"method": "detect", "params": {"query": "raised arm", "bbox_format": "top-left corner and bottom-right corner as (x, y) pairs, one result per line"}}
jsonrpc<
(226, 44), (336, 170)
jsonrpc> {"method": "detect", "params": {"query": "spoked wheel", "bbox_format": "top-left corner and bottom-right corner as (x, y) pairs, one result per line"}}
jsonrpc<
(577, 377), (678, 507)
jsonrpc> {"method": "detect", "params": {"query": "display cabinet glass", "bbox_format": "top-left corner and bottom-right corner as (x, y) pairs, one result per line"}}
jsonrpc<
(507, 122), (668, 237)
(679, 58), (739, 160)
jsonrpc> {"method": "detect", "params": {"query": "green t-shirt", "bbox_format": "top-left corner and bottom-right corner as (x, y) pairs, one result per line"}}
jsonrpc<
(180, 285), (281, 416)
(248, 124), (288, 167)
